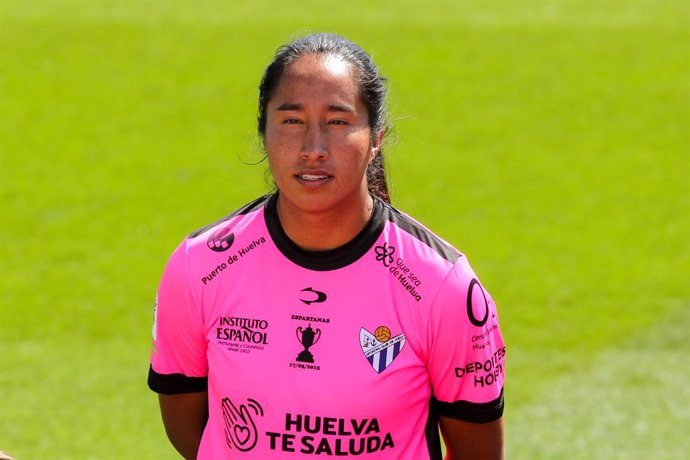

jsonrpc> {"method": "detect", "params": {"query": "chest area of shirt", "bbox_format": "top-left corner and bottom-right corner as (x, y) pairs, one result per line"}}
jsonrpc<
(204, 279), (421, 375)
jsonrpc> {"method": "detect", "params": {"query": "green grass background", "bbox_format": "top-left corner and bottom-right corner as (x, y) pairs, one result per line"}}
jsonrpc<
(1, 0), (688, 458)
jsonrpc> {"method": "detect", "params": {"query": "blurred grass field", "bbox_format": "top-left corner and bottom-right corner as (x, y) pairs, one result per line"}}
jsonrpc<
(1, 0), (688, 458)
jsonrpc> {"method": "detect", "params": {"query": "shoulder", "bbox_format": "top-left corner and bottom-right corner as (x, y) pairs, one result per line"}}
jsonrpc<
(183, 193), (272, 252)
(374, 200), (475, 307)
(379, 199), (463, 266)
(378, 201), (496, 309)
(158, 194), (271, 285)
(188, 194), (272, 239)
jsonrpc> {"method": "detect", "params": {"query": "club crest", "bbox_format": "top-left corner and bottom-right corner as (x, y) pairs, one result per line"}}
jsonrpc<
(360, 326), (406, 373)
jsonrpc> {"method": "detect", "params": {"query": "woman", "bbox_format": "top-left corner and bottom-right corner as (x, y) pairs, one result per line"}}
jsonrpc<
(148, 33), (506, 459)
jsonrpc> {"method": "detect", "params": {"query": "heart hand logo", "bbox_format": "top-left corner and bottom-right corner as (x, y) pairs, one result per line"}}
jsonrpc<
(222, 397), (264, 452)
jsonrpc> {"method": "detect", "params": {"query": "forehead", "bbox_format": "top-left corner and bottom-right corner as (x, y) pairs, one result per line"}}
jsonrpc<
(270, 54), (361, 105)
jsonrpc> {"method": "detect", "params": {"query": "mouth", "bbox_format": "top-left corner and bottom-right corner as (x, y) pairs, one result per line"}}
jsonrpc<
(297, 174), (331, 181)
(295, 170), (333, 184)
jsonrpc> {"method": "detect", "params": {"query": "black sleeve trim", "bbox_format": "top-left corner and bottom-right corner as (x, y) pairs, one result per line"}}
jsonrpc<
(432, 388), (504, 424)
(148, 365), (208, 395)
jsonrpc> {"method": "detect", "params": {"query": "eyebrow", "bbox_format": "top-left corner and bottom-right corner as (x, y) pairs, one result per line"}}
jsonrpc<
(275, 102), (356, 113)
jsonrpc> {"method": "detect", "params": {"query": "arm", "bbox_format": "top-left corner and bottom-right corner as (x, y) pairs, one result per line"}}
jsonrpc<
(159, 392), (209, 460)
(150, 242), (210, 458)
(439, 416), (504, 460)
(426, 261), (506, 460)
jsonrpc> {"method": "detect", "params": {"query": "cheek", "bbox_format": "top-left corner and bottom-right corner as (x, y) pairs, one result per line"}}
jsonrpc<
(266, 151), (287, 177)
(265, 128), (301, 154)
(340, 129), (372, 154)
(263, 139), (286, 174)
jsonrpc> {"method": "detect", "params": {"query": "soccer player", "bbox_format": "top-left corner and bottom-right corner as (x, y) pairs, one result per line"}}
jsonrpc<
(148, 33), (506, 459)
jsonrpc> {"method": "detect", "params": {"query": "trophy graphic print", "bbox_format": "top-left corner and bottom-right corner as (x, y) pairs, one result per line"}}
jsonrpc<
(296, 324), (321, 363)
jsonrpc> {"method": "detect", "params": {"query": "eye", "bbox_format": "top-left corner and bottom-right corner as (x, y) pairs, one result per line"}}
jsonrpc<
(283, 118), (303, 125)
(328, 119), (348, 126)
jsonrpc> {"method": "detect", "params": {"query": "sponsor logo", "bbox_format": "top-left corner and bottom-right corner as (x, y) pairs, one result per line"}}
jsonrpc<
(454, 346), (506, 387)
(266, 413), (395, 455)
(374, 242), (395, 267)
(360, 326), (406, 374)
(201, 236), (267, 285)
(467, 278), (490, 327)
(222, 397), (264, 452)
(374, 243), (424, 302)
(216, 316), (269, 354)
(208, 227), (235, 252)
(221, 401), (396, 455)
(300, 287), (327, 305)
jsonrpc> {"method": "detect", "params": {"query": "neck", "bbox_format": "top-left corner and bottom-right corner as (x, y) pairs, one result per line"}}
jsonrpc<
(276, 192), (374, 251)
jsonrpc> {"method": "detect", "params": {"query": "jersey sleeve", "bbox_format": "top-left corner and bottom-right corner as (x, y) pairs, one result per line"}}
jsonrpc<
(148, 239), (208, 394)
(426, 258), (506, 423)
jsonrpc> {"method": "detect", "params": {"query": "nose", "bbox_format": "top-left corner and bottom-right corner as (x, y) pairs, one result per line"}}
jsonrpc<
(301, 124), (328, 160)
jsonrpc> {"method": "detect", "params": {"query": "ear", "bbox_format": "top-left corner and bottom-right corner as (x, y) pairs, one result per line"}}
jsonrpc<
(369, 129), (385, 162)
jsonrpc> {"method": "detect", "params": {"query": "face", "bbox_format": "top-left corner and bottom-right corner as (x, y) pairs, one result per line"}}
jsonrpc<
(264, 54), (381, 217)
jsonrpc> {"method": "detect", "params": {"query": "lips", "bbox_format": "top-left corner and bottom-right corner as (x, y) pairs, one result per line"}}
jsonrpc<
(299, 174), (329, 181)
(295, 170), (332, 182)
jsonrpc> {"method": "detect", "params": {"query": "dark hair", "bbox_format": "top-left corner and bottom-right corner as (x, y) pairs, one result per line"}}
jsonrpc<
(257, 33), (391, 203)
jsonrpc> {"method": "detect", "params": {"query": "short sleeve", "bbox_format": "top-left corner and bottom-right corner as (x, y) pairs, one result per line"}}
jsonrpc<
(148, 240), (208, 394)
(426, 259), (506, 423)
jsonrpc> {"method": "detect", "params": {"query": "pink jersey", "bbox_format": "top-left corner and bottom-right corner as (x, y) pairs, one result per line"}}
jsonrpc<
(149, 193), (505, 459)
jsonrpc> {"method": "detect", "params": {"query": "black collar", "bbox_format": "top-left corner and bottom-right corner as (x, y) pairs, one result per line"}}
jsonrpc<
(264, 193), (385, 271)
